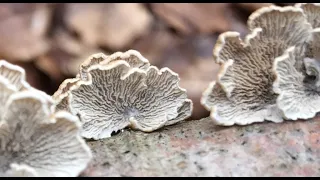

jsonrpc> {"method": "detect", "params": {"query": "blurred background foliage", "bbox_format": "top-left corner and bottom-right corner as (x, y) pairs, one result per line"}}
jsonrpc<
(0, 3), (293, 119)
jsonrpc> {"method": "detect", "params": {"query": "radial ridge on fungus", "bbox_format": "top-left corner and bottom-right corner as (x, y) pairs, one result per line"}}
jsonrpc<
(53, 50), (193, 140)
(272, 3), (320, 120)
(0, 60), (92, 177)
(202, 5), (314, 126)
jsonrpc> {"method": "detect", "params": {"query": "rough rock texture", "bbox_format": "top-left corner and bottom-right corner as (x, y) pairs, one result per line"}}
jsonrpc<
(81, 116), (320, 177)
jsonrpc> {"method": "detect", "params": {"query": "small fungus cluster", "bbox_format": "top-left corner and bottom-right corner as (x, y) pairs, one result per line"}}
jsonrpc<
(1, 3), (320, 177)
(202, 3), (320, 125)
(53, 50), (193, 140)
(0, 60), (92, 177)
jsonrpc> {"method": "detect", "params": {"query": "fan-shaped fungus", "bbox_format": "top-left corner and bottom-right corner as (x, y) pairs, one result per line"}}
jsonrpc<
(54, 50), (192, 140)
(0, 61), (92, 177)
(202, 6), (312, 125)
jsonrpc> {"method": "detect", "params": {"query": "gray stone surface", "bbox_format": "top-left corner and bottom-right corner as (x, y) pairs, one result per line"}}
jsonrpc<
(81, 117), (320, 177)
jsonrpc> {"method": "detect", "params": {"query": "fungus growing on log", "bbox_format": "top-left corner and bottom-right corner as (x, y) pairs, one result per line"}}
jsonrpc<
(54, 50), (192, 140)
(0, 60), (92, 177)
(202, 6), (312, 125)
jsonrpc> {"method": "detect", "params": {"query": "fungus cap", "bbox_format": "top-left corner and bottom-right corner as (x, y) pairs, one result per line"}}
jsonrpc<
(0, 60), (30, 90)
(56, 51), (192, 140)
(78, 50), (150, 81)
(295, 3), (320, 28)
(0, 91), (92, 177)
(204, 5), (312, 125)
(0, 60), (92, 177)
(273, 36), (320, 120)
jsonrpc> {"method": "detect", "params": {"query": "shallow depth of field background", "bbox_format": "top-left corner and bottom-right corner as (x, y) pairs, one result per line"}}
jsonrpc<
(0, 3), (293, 119)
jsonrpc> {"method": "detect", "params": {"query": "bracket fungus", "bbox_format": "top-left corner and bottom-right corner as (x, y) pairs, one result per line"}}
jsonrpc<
(272, 4), (320, 120)
(272, 47), (320, 120)
(0, 60), (30, 91)
(54, 50), (192, 140)
(295, 3), (320, 28)
(202, 5), (313, 126)
(77, 50), (150, 80)
(295, 4), (320, 61)
(0, 60), (92, 177)
(53, 50), (151, 112)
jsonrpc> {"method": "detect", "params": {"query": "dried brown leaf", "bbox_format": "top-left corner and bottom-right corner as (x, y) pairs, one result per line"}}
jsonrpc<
(0, 3), (52, 61)
(151, 3), (232, 35)
(236, 3), (274, 12)
(64, 3), (153, 50)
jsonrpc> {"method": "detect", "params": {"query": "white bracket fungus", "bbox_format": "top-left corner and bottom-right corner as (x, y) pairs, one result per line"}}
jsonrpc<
(78, 50), (150, 81)
(272, 4), (320, 120)
(0, 60), (30, 91)
(296, 4), (320, 61)
(53, 78), (80, 112)
(54, 50), (193, 140)
(272, 47), (320, 120)
(202, 5), (313, 126)
(295, 3), (320, 29)
(0, 60), (92, 177)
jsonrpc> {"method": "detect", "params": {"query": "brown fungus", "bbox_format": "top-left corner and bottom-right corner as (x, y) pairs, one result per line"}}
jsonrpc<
(202, 6), (312, 126)
(55, 51), (192, 140)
